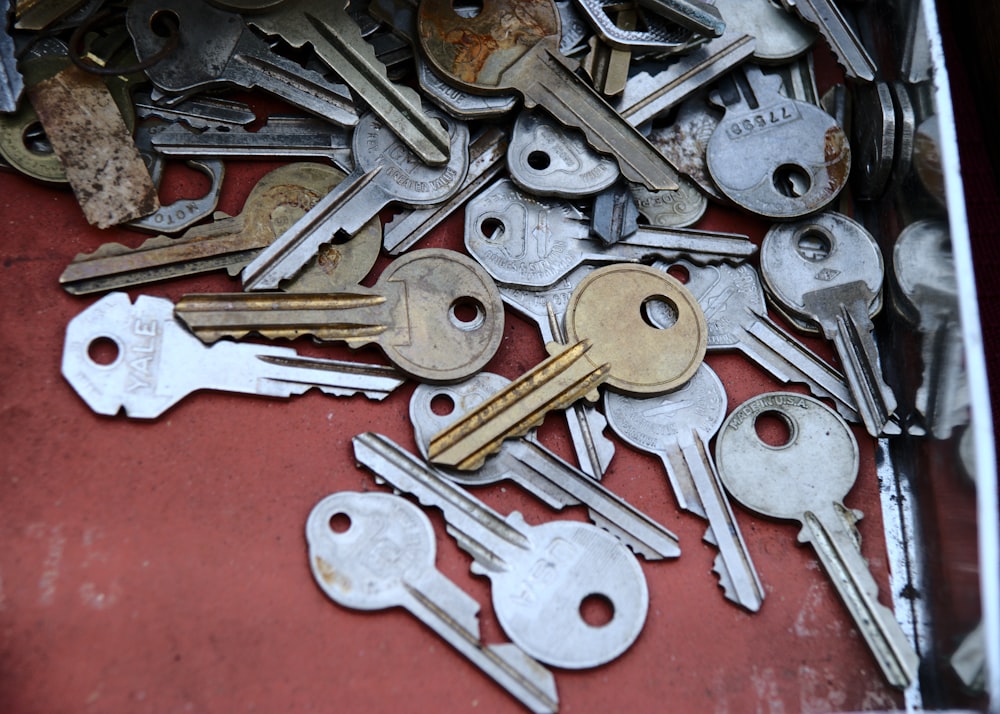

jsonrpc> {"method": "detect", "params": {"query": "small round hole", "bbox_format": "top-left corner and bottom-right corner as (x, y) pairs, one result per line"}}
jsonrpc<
(753, 410), (793, 447)
(87, 337), (120, 366)
(666, 265), (690, 284)
(640, 295), (677, 329)
(328, 512), (352, 533)
(449, 297), (486, 331)
(149, 9), (180, 38)
(22, 122), (53, 155)
(430, 394), (455, 416)
(772, 164), (811, 198)
(527, 150), (551, 171)
(795, 228), (831, 262)
(480, 217), (504, 240)
(454, 0), (482, 17)
(579, 593), (615, 627)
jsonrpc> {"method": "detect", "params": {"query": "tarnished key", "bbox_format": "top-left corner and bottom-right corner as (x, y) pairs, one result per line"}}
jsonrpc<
(242, 108), (469, 290)
(760, 212), (897, 437)
(644, 92), (723, 201)
(428, 264), (707, 469)
(353, 432), (650, 669)
(465, 179), (755, 289)
(59, 163), (381, 295)
(715, 392), (919, 688)
(779, 0), (876, 82)
(1, 0), (24, 113)
(126, 0), (358, 126)
(62, 293), (405, 419)
(417, 0), (679, 190)
(177, 249), (505, 384)
(410, 373), (679, 559)
(603, 364), (764, 612)
(306, 491), (559, 713)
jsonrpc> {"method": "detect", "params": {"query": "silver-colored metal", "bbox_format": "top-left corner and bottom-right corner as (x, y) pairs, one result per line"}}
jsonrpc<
(636, 0), (725, 37)
(409, 374), (680, 559)
(767, 52), (819, 106)
(1, 0), (25, 113)
(126, 0), (358, 126)
(417, 54), (518, 118)
(555, 0), (591, 55)
(507, 110), (619, 198)
(573, 0), (701, 51)
(628, 178), (708, 228)
(780, 0), (876, 82)
(132, 90), (256, 129)
(604, 364), (764, 612)
(851, 81), (895, 199)
(714, 392), (920, 689)
(465, 179), (754, 289)
(352, 432), (650, 669)
(61, 293), (405, 419)
(711, 0), (814, 64)
(242, 108), (469, 290)
(889, 80), (916, 195)
(899, 0), (931, 84)
(591, 182), (639, 244)
(951, 622), (986, 693)
(644, 93), (723, 200)
(306, 491), (560, 714)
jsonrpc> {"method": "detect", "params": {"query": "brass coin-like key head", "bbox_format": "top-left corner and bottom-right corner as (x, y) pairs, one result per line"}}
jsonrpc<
(565, 264), (707, 395)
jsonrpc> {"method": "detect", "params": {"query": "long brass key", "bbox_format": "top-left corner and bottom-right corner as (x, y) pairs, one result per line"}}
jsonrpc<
(417, 0), (679, 190)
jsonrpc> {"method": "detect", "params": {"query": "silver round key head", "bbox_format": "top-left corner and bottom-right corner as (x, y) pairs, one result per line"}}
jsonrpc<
(892, 219), (956, 307)
(714, 392), (859, 521)
(712, 0), (816, 64)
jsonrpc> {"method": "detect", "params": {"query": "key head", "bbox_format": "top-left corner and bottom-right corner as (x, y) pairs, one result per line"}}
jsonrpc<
(379, 249), (505, 383)
(417, 0), (560, 93)
(565, 264), (707, 395)
(892, 219), (956, 314)
(714, 392), (859, 522)
(306, 492), (436, 611)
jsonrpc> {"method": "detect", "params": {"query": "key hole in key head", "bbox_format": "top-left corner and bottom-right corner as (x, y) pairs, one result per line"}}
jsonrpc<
(449, 297), (486, 331)
(454, 0), (483, 17)
(149, 9), (181, 38)
(328, 512), (352, 533)
(87, 337), (121, 366)
(527, 151), (551, 171)
(665, 265), (690, 284)
(753, 410), (795, 448)
(579, 593), (615, 627)
(773, 164), (811, 198)
(795, 228), (832, 262)
(641, 295), (678, 329)
(430, 394), (455, 416)
(22, 122), (53, 155)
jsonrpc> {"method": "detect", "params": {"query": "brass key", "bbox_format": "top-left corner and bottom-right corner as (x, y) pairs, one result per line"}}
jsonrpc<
(427, 264), (707, 469)
(417, 0), (679, 191)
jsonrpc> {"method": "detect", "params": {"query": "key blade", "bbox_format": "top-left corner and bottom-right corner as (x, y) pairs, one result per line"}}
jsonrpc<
(0, 0), (25, 112)
(783, 0), (876, 82)
(635, 0), (725, 38)
(254, 354), (405, 399)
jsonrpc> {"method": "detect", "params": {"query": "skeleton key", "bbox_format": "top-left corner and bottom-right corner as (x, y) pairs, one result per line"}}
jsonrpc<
(126, 0), (358, 127)
(242, 108), (469, 290)
(177, 249), (505, 384)
(353, 432), (650, 669)
(428, 264), (707, 469)
(603, 364), (764, 612)
(760, 212), (897, 437)
(306, 491), (559, 713)
(417, 0), (679, 191)
(410, 374), (679, 559)
(714, 392), (919, 688)
(60, 163), (381, 295)
(62, 293), (404, 419)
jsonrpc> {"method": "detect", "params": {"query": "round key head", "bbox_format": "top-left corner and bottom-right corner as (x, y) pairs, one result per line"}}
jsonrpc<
(565, 264), (708, 395)
(379, 249), (505, 383)
(306, 492), (436, 611)
(712, 0), (815, 64)
(892, 219), (956, 313)
(714, 392), (859, 521)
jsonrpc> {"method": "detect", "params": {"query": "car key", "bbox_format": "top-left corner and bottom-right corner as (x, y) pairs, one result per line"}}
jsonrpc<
(714, 392), (919, 688)
(62, 293), (405, 419)
(306, 491), (559, 713)
(353, 432), (650, 669)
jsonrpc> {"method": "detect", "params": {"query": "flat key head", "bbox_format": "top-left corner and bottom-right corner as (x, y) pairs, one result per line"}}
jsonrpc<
(892, 219), (956, 307)
(417, 0), (560, 93)
(565, 264), (707, 395)
(714, 392), (859, 522)
(306, 492), (436, 611)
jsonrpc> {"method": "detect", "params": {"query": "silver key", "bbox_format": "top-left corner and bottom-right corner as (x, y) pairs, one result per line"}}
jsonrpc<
(409, 373), (679, 559)
(132, 90), (256, 130)
(1, 0), (26, 113)
(780, 0), (877, 82)
(603, 364), (764, 612)
(126, 0), (358, 127)
(711, 0), (814, 64)
(353, 432), (650, 669)
(62, 293), (404, 419)
(573, 0), (702, 52)
(242, 108), (469, 290)
(591, 182), (639, 245)
(644, 92), (723, 201)
(306, 491), (559, 713)
(714, 392), (919, 688)
(760, 212), (897, 437)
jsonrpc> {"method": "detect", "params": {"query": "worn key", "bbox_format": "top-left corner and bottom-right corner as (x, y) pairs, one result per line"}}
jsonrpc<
(417, 0), (679, 191)
(177, 249), (505, 384)
(242, 108), (468, 290)
(353, 432), (650, 669)
(715, 392), (919, 688)
(306, 491), (559, 713)
(779, 0), (876, 82)
(759, 212), (897, 437)
(62, 293), (404, 419)
(410, 373), (679, 559)
(603, 364), (764, 612)
(428, 263), (707, 469)
(126, 0), (358, 126)
(59, 163), (381, 295)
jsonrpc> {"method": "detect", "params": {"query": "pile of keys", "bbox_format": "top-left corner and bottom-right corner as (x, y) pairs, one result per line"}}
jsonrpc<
(2, 0), (975, 709)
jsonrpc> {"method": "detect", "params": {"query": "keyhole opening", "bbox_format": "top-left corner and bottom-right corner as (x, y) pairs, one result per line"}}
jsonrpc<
(87, 337), (121, 366)
(430, 394), (455, 416)
(480, 217), (505, 240)
(449, 297), (486, 331)
(527, 151), (551, 171)
(579, 593), (615, 627)
(641, 295), (678, 329)
(666, 265), (690, 284)
(454, 0), (482, 17)
(753, 410), (794, 448)
(328, 512), (352, 533)
(149, 9), (180, 39)
(772, 164), (811, 198)
(795, 228), (832, 262)
(22, 122), (53, 155)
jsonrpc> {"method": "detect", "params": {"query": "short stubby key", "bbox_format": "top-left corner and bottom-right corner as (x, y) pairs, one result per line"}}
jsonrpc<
(62, 293), (405, 419)
(353, 432), (650, 669)
(417, 0), (679, 191)
(409, 373), (681, 559)
(177, 249), (505, 384)
(759, 212), (897, 436)
(603, 364), (764, 612)
(306, 491), (559, 713)
(714, 392), (919, 688)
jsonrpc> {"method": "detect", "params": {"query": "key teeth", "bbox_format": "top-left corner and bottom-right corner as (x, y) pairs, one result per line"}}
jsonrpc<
(712, 553), (763, 613)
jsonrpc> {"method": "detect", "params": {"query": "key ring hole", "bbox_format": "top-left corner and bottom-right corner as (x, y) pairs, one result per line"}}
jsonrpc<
(480, 217), (505, 241)
(87, 336), (122, 367)
(640, 295), (678, 329)
(150, 9), (181, 38)
(22, 122), (53, 156)
(794, 227), (832, 262)
(753, 410), (796, 449)
(579, 593), (615, 628)
(772, 164), (812, 198)
(527, 150), (551, 171)
(665, 265), (690, 284)
(454, 0), (483, 18)
(449, 297), (486, 331)
(328, 512), (352, 533)
(430, 394), (455, 416)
